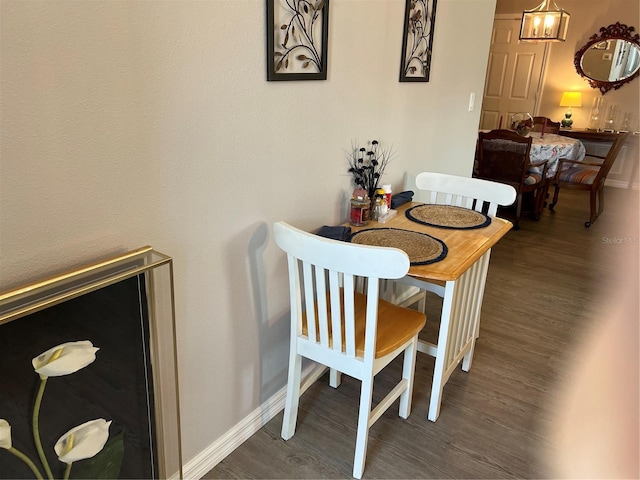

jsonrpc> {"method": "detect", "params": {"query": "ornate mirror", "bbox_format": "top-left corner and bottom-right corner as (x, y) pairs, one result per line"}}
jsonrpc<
(575, 22), (640, 94)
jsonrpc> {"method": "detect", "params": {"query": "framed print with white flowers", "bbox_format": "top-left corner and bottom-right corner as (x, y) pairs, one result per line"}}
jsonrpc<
(0, 247), (182, 479)
(266, 0), (330, 81)
(399, 0), (438, 82)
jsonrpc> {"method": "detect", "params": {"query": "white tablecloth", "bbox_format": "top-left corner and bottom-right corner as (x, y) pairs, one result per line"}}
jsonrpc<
(527, 132), (586, 177)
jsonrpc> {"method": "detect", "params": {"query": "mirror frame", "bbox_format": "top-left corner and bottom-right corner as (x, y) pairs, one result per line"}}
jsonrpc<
(574, 22), (640, 95)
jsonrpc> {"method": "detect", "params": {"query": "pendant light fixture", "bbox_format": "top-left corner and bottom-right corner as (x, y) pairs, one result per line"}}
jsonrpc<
(519, 0), (570, 42)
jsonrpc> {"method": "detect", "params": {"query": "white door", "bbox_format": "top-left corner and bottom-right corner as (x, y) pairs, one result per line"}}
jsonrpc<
(479, 17), (548, 130)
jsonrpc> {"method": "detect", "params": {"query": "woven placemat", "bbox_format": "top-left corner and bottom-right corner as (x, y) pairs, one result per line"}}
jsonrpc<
(406, 204), (491, 229)
(349, 228), (447, 265)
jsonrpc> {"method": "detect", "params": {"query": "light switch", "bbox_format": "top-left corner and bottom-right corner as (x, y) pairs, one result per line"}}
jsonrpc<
(468, 92), (476, 112)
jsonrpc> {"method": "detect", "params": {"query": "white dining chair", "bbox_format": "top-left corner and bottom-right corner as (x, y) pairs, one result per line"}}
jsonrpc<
(273, 221), (426, 479)
(396, 171), (516, 311)
(394, 172), (516, 420)
(406, 171), (517, 215)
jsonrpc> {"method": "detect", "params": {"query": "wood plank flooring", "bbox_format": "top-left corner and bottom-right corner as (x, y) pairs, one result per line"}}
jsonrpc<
(205, 187), (639, 479)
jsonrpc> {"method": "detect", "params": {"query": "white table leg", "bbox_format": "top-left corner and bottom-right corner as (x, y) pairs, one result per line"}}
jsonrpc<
(426, 249), (492, 421)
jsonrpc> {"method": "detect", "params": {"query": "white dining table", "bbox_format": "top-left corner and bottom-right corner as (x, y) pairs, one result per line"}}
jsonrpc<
(527, 131), (586, 177)
(346, 202), (513, 421)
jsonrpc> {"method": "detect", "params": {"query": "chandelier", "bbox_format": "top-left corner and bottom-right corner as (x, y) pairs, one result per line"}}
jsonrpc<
(519, 0), (570, 42)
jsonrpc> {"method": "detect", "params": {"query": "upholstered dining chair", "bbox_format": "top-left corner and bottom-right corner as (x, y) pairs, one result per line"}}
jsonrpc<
(475, 129), (549, 229)
(533, 116), (561, 134)
(273, 221), (426, 479)
(549, 131), (629, 227)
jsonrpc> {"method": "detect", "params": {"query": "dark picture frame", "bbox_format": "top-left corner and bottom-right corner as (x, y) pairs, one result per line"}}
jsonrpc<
(266, 0), (330, 81)
(399, 0), (438, 82)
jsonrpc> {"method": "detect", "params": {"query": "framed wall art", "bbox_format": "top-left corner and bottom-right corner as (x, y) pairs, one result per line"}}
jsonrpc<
(0, 247), (182, 480)
(399, 0), (438, 82)
(266, 0), (330, 81)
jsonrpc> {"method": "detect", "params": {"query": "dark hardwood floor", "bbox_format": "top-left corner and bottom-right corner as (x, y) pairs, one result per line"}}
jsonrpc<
(205, 187), (639, 479)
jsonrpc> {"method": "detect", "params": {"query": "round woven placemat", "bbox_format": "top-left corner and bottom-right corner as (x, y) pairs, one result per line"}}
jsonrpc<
(349, 228), (447, 265)
(406, 204), (491, 229)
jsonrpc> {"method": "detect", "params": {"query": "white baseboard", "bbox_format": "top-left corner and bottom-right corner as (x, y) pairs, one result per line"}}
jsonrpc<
(605, 179), (638, 190)
(181, 364), (318, 479)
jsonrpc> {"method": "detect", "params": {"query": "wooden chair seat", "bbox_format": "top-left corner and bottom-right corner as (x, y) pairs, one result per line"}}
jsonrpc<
(524, 172), (545, 185)
(303, 291), (426, 358)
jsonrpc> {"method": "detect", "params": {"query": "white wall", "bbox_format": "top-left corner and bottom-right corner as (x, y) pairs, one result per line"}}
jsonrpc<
(0, 0), (497, 471)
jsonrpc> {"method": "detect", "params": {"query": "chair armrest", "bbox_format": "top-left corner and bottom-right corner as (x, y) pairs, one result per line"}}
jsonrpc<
(558, 158), (603, 168)
(553, 157), (603, 182)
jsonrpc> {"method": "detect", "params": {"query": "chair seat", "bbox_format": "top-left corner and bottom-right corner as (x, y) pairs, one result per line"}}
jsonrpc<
(303, 291), (426, 358)
(559, 166), (598, 185)
(524, 172), (544, 185)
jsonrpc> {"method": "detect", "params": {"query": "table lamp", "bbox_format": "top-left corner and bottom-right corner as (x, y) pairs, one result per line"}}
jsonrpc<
(559, 91), (582, 128)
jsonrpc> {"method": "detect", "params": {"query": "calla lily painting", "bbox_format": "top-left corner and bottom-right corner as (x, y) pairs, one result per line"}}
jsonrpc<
(1, 274), (160, 480)
(1, 341), (122, 480)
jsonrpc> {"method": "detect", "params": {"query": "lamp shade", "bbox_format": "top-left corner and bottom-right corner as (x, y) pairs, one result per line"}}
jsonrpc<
(559, 91), (582, 108)
(520, 0), (570, 42)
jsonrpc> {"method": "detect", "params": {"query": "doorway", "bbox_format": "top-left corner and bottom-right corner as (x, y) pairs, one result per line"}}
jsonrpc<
(479, 16), (549, 130)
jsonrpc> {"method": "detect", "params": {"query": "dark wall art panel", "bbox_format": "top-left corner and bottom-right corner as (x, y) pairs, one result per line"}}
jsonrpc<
(266, 0), (330, 81)
(399, 0), (438, 82)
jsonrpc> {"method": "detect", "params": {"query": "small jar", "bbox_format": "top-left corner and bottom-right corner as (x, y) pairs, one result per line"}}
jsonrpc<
(349, 195), (369, 226)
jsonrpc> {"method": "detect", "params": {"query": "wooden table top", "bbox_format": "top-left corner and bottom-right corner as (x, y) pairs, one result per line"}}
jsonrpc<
(347, 203), (513, 282)
(558, 129), (635, 142)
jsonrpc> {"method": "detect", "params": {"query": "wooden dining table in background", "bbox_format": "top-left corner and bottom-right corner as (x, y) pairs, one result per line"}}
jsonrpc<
(526, 131), (586, 177)
(346, 202), (512, 421)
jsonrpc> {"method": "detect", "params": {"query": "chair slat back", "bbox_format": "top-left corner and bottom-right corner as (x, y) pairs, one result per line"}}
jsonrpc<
(476, 129), (533, 188)
(533, 116), (560, 134)
(274, 222), (410, 360)
(409, 171), (516, 216)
